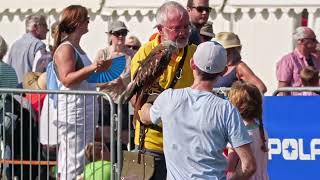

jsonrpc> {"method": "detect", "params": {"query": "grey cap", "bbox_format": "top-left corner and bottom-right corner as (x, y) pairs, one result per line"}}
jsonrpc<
(108, 21), (128, 33)
(193, 41), (227, 74)
(200, 22), (215, 38)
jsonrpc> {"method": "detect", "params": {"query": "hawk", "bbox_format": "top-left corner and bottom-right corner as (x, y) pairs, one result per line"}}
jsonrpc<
(123, 40), (178, 112)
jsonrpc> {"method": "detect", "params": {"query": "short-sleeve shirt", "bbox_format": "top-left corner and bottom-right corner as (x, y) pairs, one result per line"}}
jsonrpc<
(7, 33), (46, 83)
(131, 34), (197, 152)
(150, 88), (252, 180)
(276, 49), (320, 95)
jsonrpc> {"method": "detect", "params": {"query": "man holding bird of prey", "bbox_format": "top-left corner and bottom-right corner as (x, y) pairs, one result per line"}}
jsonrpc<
(128, 1), (197, 179)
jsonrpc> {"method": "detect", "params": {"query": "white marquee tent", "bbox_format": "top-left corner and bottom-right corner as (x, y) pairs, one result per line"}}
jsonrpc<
(1, 0), (320, 94)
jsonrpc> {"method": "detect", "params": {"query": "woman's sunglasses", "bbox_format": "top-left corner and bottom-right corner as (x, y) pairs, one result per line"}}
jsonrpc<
(126, 45), (140, 50)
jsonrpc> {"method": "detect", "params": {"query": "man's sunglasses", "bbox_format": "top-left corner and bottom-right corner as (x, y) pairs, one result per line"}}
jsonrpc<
(302, 38), (318, 43)
(192, 6), (212, 13)
(111, 30), (128, 37)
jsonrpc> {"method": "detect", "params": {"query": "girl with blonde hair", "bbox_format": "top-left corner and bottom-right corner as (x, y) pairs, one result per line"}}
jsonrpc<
(227, 81), (269, 180)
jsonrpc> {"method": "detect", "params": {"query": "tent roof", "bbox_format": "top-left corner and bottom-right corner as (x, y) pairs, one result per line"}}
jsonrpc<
(0, 0), (101, 13)
(1, 0), (319, 14)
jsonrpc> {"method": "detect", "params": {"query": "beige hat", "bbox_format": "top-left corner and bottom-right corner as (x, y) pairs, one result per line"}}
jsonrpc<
(22, 72), (47, 90)
(215, 32), (241, 49)
(200, 22), (215, 38)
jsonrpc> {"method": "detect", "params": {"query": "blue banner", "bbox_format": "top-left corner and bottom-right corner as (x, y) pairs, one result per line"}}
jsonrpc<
(264, 96), (320, 179)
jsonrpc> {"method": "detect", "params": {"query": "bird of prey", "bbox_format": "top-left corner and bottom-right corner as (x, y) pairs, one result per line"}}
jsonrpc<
(123, 40), (178, 112)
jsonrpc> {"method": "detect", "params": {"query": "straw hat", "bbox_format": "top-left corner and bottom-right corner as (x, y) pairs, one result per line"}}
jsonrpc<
(22, 72), (47, 90)
(200, 22), (215, 38)
(215, 32), (241, 49)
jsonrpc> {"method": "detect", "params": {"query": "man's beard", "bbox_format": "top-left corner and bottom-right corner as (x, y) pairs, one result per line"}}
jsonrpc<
(163, 30), (190, 49)
(175, 37), (189, 49)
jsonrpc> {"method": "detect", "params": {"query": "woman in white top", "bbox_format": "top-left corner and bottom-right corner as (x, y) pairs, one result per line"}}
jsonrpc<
(51, 5), (109, 179)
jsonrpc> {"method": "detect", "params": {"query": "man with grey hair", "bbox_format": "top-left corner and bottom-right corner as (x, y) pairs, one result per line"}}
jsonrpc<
(7, 14), (49, 83)
(276, 26), (320, 95)
(0, 35), (18, 88)
(130, 1), (196, 179)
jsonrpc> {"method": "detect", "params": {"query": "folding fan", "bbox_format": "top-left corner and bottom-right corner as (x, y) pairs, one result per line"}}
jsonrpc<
(87, 55), (126, 83)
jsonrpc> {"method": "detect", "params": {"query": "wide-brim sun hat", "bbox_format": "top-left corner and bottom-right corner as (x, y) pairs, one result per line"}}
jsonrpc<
(215, 32), (241, 49)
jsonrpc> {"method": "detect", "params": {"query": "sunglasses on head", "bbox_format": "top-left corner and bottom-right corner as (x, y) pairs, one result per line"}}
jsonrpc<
(192, 6), (212, 13)
(111, 30), (128, 37)
(126, 45), (139, 50)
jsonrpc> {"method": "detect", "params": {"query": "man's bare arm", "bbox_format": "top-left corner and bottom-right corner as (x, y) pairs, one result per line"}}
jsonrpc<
(228, 144), (256, 180)
(277, 81), (290, 96)
(139, 103), (153, 125)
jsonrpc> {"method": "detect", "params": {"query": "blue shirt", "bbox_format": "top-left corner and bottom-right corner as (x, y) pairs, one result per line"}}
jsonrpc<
(189, 24), (201, 45)
(150, 87), (252, 180)
(7, 33), (46, 83)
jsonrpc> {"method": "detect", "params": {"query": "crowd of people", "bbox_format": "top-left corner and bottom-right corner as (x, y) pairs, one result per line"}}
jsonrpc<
(0, 0), (319, 179)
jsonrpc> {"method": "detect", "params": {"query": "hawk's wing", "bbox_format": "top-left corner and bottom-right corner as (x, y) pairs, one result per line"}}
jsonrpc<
(123, 40), (177, 104)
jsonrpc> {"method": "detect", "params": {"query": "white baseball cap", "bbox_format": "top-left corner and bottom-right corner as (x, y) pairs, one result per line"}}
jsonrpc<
(193, 41), (227, 74)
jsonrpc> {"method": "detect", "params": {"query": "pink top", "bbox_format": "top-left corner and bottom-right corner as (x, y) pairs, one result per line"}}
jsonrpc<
(247, 126), (269, 180)
(276, 49), (320, 95)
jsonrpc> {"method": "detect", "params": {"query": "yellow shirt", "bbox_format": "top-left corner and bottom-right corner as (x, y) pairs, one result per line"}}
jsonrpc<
(131, 34), (196, 152)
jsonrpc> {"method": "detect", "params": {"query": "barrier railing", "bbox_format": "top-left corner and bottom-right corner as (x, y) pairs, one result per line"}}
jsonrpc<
(0, 88), (116, 180)
(272, 87), (320, 96)
(116, 93), (125, 180)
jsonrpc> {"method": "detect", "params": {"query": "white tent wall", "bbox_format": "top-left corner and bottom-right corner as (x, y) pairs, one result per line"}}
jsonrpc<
(1, 0), (319, 94)
(228, 9), (301, 95)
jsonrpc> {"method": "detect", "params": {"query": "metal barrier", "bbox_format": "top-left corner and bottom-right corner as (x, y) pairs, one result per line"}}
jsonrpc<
(116, 93), (125, 180)
(0, 88), (117, 180)
(272, 87), (320, 96)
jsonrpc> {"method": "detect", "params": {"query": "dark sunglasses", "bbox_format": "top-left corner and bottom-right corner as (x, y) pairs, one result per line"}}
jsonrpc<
(192, 6), (212, 13)
(302, 38), (318, 43)
(111, 30), (128, 37)
(82, 17), (90, 23)
(126, 45), (139, 50)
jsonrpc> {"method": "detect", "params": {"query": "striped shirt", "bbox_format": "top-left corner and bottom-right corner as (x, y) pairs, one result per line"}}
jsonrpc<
(0, 61), (18, 88)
